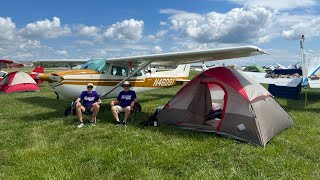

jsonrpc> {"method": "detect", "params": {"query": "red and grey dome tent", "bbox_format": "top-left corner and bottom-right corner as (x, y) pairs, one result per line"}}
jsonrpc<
(0, 71), (40, 94)
(157, 67), (294, 147)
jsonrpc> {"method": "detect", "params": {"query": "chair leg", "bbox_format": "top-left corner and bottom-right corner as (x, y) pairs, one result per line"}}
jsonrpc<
(130, 111), (137, 123)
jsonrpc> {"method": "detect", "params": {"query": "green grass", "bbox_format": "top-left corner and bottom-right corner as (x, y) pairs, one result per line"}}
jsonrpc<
(0, 69), (320, 179)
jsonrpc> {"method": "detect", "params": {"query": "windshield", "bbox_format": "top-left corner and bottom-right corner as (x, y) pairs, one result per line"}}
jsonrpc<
(80, 59), (109, 73)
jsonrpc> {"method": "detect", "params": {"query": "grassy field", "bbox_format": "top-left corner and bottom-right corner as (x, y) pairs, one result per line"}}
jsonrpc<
(0, 69), (320, 179)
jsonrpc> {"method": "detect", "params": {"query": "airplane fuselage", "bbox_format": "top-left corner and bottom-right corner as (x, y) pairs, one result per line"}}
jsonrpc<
(40, 67), (188, 99)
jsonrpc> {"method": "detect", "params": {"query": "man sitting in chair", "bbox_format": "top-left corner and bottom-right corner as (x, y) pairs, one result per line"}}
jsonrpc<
(75, 83), (101, 128)
(110, 81), (137, 126)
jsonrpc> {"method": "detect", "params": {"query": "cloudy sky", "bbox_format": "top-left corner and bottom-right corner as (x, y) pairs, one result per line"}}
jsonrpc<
(1, 0), (320, 66)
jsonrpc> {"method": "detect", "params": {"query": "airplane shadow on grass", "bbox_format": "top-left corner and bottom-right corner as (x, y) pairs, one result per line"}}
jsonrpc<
(16, 96), (75, 122)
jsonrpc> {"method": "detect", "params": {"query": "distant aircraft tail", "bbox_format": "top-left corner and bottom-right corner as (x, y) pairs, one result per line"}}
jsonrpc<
(300, 35), (309, 86)
(30, 66), (45, 84)
(146, 64), (190, 81)
(172, 64), (191, 78)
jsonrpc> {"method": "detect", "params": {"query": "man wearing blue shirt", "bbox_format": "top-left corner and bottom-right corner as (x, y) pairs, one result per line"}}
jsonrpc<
(75, 83), (101, 128)
(110, 81), (137, 125)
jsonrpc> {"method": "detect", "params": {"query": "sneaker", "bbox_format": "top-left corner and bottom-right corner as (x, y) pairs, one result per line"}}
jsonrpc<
(89, 121), (96, 127)
(122, 121), (127, 126)
(115, 121), (121, 126)
(77, 122), (84, 128)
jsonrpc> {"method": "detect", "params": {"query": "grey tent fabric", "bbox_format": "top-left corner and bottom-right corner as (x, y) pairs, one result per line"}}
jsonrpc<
(157, 67), (294, 147)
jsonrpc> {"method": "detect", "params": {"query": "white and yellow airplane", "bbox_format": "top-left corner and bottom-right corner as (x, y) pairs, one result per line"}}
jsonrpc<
(39, 46), (266, 100)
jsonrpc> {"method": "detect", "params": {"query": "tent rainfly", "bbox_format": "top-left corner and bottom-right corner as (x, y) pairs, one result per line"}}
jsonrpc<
(0, 71), (40, 94)
(157, 67), (294, 147)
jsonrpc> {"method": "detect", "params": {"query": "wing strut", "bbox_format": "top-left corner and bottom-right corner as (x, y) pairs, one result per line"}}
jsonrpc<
(100, 60), (152, 98)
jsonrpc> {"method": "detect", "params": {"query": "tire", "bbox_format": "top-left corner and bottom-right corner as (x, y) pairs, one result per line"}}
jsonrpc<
(64, 106), (72, 116)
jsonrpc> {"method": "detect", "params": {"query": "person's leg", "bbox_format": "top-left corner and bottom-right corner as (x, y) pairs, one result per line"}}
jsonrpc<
(111, 106), (121, 122)
(90, 104), (100, 123)
(123, 106), (131, 123)
(76, 102), (85, 123)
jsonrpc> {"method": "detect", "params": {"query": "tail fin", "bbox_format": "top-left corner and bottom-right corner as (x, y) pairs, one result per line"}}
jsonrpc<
(148, 64), (190, 78)
(30, 66), (45, 84)
(300, 35), (308, 86)
(172, 64), (191, 77)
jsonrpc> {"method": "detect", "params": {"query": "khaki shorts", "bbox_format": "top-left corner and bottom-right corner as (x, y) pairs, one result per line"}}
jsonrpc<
(114, 105), (128, 112)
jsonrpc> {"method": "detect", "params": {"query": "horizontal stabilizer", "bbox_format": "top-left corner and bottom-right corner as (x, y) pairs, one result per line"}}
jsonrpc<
(308, 79), (320, 88)
(176, 79), (190, 82)
(240, 71), (303, 87)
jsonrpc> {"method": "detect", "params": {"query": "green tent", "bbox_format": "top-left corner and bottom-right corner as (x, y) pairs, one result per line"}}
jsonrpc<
(244, 65), (266, 73)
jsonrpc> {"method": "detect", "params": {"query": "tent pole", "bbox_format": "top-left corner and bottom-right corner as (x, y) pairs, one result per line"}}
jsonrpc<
(304, 88), (308, 109)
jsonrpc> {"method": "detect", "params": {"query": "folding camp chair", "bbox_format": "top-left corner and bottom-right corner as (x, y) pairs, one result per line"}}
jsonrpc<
(65, 100), (101, 121)
(118, 102), (141, 123)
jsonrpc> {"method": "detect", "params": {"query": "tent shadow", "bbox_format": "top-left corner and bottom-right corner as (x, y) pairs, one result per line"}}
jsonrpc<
(135, 122), (252, 144)
(131, 112), (233, 142)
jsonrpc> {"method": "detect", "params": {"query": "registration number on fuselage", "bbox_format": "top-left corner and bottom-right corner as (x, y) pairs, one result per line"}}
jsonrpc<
(153, 78), (175, 87)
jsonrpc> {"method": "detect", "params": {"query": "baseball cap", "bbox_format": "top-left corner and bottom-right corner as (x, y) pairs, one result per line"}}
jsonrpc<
(87, 83), (94, 87)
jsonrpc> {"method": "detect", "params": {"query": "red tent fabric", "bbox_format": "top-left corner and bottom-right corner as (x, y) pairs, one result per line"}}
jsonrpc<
(0, 71), (40, 94)
(29, 66), (44, 84)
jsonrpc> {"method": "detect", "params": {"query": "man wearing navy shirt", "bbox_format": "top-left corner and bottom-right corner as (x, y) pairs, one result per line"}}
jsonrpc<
(110, 81), (137, 125)
(75, 83), (101, 128)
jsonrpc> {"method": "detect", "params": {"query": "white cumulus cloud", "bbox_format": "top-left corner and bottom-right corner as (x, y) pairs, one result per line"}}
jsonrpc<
(152, 46), (162, 53)
(103, 19), (144, 41)
(19, 17), (71, 39)
(77, 25), (100, 37)
(162, 7), (274, 44)
(0, 17), (16, 40)
(55, 50), (68, 56)
(228, 0), (317, 10)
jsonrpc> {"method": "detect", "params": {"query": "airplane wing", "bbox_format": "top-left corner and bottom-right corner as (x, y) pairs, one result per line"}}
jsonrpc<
(34, 46), (265, 68)
(240, 71), (303, 87)
(36, 59), (87, 69)
(0, 59), (24, 69)
(107, 46), (266, 66)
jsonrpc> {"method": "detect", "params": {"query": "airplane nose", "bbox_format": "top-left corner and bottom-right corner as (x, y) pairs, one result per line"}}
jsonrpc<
(39, 73), (50, 81)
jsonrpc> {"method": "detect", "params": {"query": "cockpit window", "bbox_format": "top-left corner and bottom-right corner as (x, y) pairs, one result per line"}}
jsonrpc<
(80, 59), (109, 73)
(111, 66), (128, 76)
(131, 68), (143, 76)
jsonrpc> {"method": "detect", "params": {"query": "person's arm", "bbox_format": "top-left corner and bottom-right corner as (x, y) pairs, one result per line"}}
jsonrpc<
(75, 97), (81, 104)
(94, 98), (102, 106)
(130, 98), (137, 108)
(75, 91), (84, 104)
(110, 100), (119, 107)
(130, 92), (137, 108)
(111, 92), (121, 107)
(93, 93), (102, 106)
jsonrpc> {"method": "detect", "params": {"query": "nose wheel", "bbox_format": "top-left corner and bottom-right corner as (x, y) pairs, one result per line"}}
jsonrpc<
(54, 91), (60, 99)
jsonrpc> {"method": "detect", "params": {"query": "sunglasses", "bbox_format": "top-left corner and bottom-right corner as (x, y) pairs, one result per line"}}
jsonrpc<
(123, 85), (130, 88)
(87, 86), (93, 89)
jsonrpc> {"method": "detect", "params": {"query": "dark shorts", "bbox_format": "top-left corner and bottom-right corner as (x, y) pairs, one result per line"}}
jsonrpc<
(84, 105), (93, 113)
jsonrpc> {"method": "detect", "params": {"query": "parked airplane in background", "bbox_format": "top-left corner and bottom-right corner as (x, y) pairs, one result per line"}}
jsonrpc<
(39, 46), (266, 100)
(0, 59), (44, 84)
(29, 66), (45, 84)
(241, 35), (320, 88)
(194, 62), (210, 72)
(0, 59), (24, 69)
(0, 59), (24, 81)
